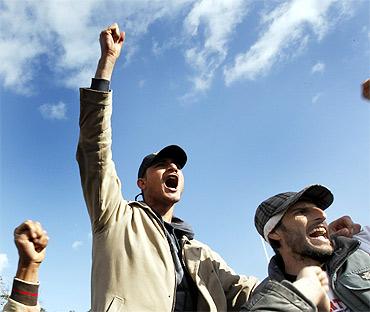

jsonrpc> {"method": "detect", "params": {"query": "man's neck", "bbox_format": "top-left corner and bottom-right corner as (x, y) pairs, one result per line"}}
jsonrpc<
(145, 199), (175, 223)
(281, 253), (322, 276)
(160, 207), (174, 223)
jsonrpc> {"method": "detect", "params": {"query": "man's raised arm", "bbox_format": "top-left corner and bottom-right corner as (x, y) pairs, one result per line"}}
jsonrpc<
(3, 220), (48, 312)
(77, 24), (126, 230)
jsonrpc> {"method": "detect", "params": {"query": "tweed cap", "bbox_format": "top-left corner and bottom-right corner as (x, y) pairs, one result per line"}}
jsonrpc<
(255, 184), (334, 240)
(138, 145), (187, 179)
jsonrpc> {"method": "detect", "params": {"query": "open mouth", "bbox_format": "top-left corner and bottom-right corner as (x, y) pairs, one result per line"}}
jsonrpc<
(164, 175), (178, 189)
(308, 226), (329, 242)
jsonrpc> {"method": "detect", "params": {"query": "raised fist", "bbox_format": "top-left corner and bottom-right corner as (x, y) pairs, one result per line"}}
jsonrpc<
(99, 23), (125, 60)
(14, 220), (49, 266)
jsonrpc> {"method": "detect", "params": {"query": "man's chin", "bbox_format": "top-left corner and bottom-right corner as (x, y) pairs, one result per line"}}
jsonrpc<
(163, 192), (181, 204)
(302, 243), (334, 262)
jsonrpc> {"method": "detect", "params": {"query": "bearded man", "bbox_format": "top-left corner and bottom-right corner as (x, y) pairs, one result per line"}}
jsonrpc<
(242, 184), (370, 312)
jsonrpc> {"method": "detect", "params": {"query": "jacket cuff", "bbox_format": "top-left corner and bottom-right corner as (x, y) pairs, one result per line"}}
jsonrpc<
(10, 278), (39, 306)
(91, 78), (110, 91)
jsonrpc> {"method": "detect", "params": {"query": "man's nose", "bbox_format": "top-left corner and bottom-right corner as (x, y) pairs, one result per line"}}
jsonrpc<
(168, 162), (179, 171)
(312, 207), (327, 221)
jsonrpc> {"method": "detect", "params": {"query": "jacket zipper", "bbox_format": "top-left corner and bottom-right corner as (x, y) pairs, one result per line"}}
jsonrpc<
(143, 208), (177, 312)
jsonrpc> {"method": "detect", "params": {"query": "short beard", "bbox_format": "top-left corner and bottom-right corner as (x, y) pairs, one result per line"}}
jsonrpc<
(280, 223), (334, 264)
(299, 244), (333, 263)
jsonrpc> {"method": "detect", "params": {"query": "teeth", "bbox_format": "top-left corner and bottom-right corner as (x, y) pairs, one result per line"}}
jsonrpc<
(309, 227), (327, 236)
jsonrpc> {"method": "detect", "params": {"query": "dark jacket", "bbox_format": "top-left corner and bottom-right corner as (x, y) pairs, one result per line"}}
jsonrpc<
(241, 236), (370, 311)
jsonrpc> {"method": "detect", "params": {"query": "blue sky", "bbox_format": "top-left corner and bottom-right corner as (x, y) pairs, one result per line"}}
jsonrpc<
(0, 0), (369, 311)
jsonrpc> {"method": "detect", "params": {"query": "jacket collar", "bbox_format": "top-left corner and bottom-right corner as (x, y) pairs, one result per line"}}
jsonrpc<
(171, 216), (194, 240)
(325, 236), (360, 276)
(129, 200), (195, 240)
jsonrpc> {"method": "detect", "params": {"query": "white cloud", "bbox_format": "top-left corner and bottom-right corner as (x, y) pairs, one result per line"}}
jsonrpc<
(0, 254), (9, 273)
(39, 102), (67, 120)
(0, 0), (358, 97)
(224, 0), (352, 85)
(0, 0), (193, 93)
(311, 61), (325, 74)
(152, 38), (180, 57)
(312, 92), (322, 103)
(72, 241), (83, 250)
(183, 0), (249, 93)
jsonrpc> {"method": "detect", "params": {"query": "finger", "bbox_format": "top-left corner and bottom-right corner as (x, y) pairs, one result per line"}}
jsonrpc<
(34, 232), (49, 250)
(353, 223), (361, 234)
(328, 215), (355, 236)
(333, 215), (352, 230)
(334, 228), (351, 237)
(318, 271), (328, 285)
(29, 221), (43, 237)
(363, 79), (370, 100)
(297, 265), (322, 279)
(27, 221), (44, 240)
(14, 220), (34, 236)
(112, 28), (120, 42)
(108, 23), (120, 41)
(118, 31), (125, 45)
(108, 22), (118, 31)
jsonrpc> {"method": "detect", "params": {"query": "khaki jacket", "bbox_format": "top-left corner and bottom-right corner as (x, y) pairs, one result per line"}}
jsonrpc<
(77, 88), (258, 312)
(2, 299), (40, 312)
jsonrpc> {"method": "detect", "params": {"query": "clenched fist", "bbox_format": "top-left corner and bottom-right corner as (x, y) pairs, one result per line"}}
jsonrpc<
(95, 23), (125, 80)
(294, 266), (330, 312)
(99, 23), (125, 60)
(14, 220), (49, 267)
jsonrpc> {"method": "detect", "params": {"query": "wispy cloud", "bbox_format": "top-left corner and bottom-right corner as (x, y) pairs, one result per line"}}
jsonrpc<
(183, 0), (249, 94)
(0, 0), (192, 94)
(72, 241), (83, 250)
(0, 0), (358, 97)
(39, 102), (67, 120)
(152, 38), (180, 57)
(224, 0), (352, 85)
(0, 253), (8, 273)
(312, 92), (322, 103)
(311, 61), (325, 74)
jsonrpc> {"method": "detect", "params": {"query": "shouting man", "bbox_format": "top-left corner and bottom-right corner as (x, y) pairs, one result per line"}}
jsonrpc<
(243, 184), (370, 312)
(77, 23), (258, 312)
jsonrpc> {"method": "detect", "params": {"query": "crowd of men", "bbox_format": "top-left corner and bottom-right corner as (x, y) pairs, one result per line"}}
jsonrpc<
(3, 24), (370, 312)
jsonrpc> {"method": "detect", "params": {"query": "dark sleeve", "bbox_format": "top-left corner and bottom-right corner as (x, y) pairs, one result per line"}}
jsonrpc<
(240, 280), (317, 312)
(90, 78), (110, 91)
(10, 278), (39, 306)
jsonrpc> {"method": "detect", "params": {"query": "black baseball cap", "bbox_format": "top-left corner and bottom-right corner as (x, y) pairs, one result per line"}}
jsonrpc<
(137, 145), (187, 179)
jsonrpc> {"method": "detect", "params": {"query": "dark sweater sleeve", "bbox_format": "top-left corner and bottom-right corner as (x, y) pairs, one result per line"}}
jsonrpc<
(90, 78), (110, 91)
(10, 278), (39, 306)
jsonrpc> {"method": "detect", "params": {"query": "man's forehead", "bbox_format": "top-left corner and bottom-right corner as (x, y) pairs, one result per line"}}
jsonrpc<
(287, 200), (318, 212)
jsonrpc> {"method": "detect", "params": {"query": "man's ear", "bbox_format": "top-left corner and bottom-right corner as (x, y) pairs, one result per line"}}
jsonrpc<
(268, 229), (281, 241)
(137, 178), (146, 190)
